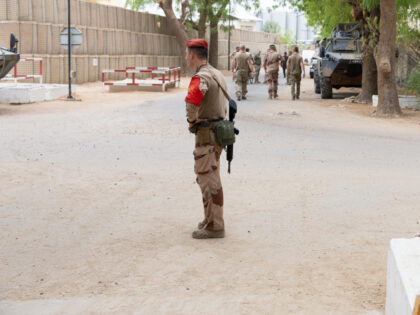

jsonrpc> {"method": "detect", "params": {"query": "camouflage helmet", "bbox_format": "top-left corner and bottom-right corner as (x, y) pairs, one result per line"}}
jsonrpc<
(269, 44), (277, 51)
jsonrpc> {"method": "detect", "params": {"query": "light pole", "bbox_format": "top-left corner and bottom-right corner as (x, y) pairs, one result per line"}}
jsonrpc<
(295, 11), (298, 45)
(227, 1), (231, 71)
(67, 0), (73, 100)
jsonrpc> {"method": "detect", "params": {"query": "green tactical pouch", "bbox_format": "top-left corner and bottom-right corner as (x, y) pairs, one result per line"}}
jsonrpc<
(212, 120), (236, 148)
(197, 125), (211, 145)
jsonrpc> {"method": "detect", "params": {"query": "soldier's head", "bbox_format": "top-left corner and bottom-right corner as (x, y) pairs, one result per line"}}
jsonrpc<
(235, 46), (240, 52)
(245, 48), (250, 52)
(293, 46), (299, 53)
(240, 44), (246, 52)
(288, 50), (292, 56)
(185, 39), (208, 69)
(257, 49), (261, 55)
(284, 51), (287, 56)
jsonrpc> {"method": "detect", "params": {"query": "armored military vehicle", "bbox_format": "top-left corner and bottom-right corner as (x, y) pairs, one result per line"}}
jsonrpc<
(313, 23), (363, 98)
(0, 34), (20, 80)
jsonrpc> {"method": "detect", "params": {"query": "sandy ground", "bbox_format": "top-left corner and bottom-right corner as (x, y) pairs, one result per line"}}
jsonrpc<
(0, 74), (420, 314)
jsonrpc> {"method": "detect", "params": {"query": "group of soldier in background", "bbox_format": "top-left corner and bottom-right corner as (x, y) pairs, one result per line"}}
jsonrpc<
(230, 44), (305, 101)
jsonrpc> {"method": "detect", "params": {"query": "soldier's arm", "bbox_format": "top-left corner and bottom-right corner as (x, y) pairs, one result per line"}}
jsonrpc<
(263, 56), (267, 71)
(231, 58), (237, 72)
(185, 76), (209, 130)
(248, 60), (255, 73)
(287, 58), (291, 75)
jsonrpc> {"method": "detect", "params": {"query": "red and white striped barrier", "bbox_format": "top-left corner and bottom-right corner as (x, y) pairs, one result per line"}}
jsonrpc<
(2, 58), (43, 84)
(101, 66), (181, 91)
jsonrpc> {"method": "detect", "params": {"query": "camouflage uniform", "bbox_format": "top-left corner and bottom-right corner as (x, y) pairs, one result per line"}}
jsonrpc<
(253, 53), (262, 83)
(185, 64), (227, 234)
(230, 51), (239, 82)
(234, 52), (251, 99)
(287, 53), (303, 99)
(263, 51), (283, 98)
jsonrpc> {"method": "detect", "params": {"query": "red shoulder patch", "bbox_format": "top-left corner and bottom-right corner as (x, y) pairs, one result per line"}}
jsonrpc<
(185, 77), (203, 107)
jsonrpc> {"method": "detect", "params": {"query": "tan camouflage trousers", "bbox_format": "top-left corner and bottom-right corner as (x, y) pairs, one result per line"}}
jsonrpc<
(193, 139), (224, 231)
(290, 74), (301, 98)
(266, 70), (279, 97)
(235, 70), (248, 98)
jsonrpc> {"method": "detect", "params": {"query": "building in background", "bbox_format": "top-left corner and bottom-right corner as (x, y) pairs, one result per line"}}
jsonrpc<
(259, 9), (317, 44)
(232, 7), (263, 32)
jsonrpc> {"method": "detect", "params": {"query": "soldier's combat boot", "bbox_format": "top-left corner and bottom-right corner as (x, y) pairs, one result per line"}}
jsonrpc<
(192, 229), (225, 239)
(274, 94), (278, 99)
(268, 94), (273, 100)
(293, 95), (296, 100)
(296, 95), (300, 100)
(242, 95), (247, 100)
(237, 95), (241, 101)
(197, 218), (208, 229)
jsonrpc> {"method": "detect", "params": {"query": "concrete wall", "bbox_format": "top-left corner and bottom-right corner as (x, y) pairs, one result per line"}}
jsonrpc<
(0, 0), (282, 83)
(0, 0), (181, 83)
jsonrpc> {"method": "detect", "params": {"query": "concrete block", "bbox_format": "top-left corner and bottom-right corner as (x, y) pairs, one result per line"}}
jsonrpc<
(0, 83), (68, 104)
(32, 0), (45, 23)
(87, 28), (98, 55)
(5, 0), (19, 20)
(43, 0), (55, 24)
(386, 238), (420, 315)
(373, 95), (420, 110)
(55, 0), (67, 25)
(18, 0), (32, 21)
(107, 6), (117, 29)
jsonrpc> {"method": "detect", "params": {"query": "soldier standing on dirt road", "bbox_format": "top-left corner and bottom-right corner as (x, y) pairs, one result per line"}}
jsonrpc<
(281, 51), (288, 78)
(263, 44), (284, 99)
(253, 50), (262, 83)
(287, 46), (305, 100)
(232, 44), (254, 101)
(184, 39), (227, 239)
(230, 46), (240, 82)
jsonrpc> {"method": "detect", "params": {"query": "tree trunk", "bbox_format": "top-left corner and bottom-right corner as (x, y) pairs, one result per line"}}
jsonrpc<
(374, 0), (401, 116)
(356, 8), (379, 103)
(160, 0), (188, 71)
(357, 48), (378, 102)
(209, 20), (219, 68)
(197, 2), (208, 38)
(350, 2), (379, 103)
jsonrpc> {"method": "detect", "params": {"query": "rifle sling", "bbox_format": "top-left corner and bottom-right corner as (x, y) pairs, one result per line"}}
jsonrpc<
(210, 72), (231, 102)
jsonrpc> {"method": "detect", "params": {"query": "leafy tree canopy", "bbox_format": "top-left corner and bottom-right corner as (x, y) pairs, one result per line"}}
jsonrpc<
(263, 20), (281, 33)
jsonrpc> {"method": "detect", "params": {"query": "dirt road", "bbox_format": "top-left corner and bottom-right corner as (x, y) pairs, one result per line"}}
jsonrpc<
(1, 76), (419, 314)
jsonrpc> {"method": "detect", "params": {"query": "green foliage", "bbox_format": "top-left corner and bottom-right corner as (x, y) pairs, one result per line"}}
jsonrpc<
(362, 0), (379, 11)
(405, 65), (420, 95)
(279, 30), (296, 46)
(396, 0), (420, 45)
(284, 0), (354, 38)
(263, 20), (281, 33)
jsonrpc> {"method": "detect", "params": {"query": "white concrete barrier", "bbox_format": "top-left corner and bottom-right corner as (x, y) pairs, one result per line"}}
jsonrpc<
(0, 83), (69, 104)
(385, 238), (420, 315)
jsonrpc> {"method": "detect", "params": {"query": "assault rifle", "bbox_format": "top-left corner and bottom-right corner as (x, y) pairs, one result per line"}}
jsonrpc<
(227, 99), (239, 174)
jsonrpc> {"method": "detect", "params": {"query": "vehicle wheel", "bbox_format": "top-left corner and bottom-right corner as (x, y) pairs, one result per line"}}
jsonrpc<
(314, 70), (321, 94)
(310, 72), (314, 79)
(320, 76), (332, 99)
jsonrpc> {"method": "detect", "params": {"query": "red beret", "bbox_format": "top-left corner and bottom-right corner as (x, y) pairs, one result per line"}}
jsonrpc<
(186, 39), (208, 49)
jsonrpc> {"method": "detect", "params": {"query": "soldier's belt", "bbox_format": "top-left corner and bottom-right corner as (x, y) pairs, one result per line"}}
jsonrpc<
(194, 120), (222, 145)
